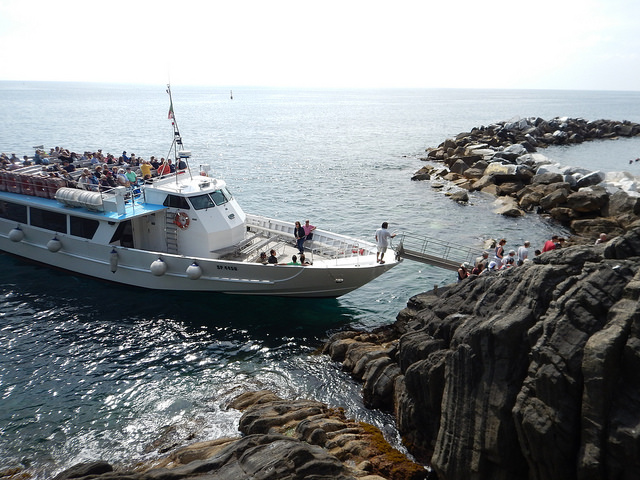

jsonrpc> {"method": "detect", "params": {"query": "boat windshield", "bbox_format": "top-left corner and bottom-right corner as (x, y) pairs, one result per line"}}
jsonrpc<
(210, 189), (229, 206)
(189, 189), (230, 210)
(189, 194), (216, 210)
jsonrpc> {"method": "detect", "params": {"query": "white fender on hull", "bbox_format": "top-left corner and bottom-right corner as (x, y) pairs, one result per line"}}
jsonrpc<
(9, 227), (24, 242)
(47, 237), (62, 252)
(150, 258), (167, 276)
(186, 262), (202, 280)
(110, 249), (118, 273)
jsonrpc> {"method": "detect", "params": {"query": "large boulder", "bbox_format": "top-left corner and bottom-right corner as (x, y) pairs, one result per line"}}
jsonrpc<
(566, 186), (609, 213)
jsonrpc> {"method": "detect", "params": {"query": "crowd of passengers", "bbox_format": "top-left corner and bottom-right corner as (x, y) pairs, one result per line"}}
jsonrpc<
(1, 147), (187, 192)
(455, 233), (591, 282)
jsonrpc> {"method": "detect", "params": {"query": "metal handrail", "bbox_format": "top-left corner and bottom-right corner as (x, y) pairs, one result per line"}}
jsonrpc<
(394, 232), (483, 268)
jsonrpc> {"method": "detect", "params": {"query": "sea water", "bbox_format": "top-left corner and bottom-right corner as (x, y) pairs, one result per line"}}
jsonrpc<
(1, 82), (640, 478)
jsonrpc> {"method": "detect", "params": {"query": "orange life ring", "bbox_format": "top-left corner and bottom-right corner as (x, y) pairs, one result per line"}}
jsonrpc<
(174, 211), (190, 229)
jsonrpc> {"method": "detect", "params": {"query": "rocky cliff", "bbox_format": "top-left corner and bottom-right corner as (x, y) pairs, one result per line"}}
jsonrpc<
(324, 228), (640, 480)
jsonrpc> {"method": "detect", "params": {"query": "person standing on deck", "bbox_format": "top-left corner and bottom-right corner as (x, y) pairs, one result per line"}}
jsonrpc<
(375, 222), (396, 264)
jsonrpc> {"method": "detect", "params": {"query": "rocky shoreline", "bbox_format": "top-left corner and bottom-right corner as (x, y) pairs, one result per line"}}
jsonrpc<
(50, 390), (426, 480)
(412, 117), (640, 240)
(323, 228), (640, 480)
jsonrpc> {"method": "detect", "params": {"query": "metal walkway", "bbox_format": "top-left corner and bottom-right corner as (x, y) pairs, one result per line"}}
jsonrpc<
(394, 233), (484, 271)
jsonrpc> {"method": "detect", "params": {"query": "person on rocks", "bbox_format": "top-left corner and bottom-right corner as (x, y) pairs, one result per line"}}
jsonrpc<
(543, 235), (559, 252)
(494, 238), (507, 264)
(517, 241), (530, 265)
(472, 262), (484, 275)
(595, 233), (608, 245)
(375, 222), (396, 264)
(502, 257), (515, 269)
(502, 249), (517, 268)
(457, 262), (470, 282)
(475, 251), (489, 269)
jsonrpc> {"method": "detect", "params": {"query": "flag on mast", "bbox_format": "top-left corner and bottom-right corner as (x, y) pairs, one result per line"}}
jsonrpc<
(168, 100), (174, 120)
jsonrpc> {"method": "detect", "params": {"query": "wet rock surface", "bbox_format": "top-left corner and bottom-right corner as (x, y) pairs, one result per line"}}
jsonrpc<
(412, 117), (640, 240)
(323, 228), (640, 480)
(52, 390), (426, 480)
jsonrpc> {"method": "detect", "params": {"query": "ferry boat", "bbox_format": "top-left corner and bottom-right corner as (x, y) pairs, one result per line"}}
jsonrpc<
(0, 88), (400, 297)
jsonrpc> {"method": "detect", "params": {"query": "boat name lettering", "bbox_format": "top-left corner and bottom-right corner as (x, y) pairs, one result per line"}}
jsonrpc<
(217, 265), (238, 271)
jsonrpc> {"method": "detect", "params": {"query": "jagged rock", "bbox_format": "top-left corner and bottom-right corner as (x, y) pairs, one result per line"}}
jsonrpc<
(54, 390), (426, 480)
(539, 187), (571, 210)
(532, 172), (564, 185)
(604, 190), (640, 217)
(549, 207), (580, 223)
(52, 461), (112, 480)
(570, 218), (624, 238)
(566, 186), (609, 213)
(576, 170), (606, 188)
(448, 190), (469, 203)
(494, 197), (525, 217)
(324, 228), (640, 480)
(411, 172), (431, 181)
(496, 181), (525, 196)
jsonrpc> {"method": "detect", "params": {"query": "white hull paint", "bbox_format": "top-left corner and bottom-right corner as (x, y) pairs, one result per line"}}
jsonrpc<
(0, 212), (397, 298)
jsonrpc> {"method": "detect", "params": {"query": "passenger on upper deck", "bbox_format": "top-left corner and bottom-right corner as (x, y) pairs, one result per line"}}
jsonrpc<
(125, 167), (137, 185)
(140, 160), (152, 178)
(116, 169), (131, 187)
(157, 160), (171, 176)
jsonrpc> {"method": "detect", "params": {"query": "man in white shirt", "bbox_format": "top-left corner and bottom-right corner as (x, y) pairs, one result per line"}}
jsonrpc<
(517, 241), (530, 265)
(375, 222), (396, 264)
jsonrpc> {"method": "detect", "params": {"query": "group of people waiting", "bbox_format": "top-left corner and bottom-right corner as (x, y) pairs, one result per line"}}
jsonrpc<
(457, 233), (580, 282)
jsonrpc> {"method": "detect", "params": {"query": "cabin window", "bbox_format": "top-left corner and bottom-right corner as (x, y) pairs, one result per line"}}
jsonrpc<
(189, 194), (216, 210)
(30, 207), (67, 233)
(163, 195), (190, 209)
(210, 189), (229, 206)
(109, 220), (134, 247)
(0, 200), (27, 223)
(70, 216), (99, 239)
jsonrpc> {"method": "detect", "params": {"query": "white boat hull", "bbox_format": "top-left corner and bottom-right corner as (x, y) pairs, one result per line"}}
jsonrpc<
(0, 219), (397, 298)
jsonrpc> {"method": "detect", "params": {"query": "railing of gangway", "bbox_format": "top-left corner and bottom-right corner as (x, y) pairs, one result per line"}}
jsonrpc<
(394, 232), (483, 268)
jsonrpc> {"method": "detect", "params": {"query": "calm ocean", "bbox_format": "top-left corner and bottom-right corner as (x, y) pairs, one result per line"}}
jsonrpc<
(1, 82), (640, 478)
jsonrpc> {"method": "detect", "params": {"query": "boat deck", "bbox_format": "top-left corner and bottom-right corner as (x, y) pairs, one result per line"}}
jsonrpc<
(218, 216), (382, 268)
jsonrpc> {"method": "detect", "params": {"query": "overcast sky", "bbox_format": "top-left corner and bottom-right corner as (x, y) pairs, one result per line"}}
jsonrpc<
(0, 0), (638, 90)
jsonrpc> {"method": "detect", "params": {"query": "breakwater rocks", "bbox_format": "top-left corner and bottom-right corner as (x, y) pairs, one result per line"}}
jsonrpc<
(52, 390), (425, 480)
(412, 117), (640, 239)
(323, 227), (640, 480)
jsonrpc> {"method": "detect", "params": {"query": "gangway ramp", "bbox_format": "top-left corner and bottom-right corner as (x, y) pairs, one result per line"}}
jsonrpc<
(395, 233), (483, 272)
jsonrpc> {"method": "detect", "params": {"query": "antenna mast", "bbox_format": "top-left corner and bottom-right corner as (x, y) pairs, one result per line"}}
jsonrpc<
(166, 84), (192, 180)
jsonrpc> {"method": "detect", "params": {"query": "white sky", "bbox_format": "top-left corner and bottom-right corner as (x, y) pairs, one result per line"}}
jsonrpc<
(0, 0), (638, 90)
